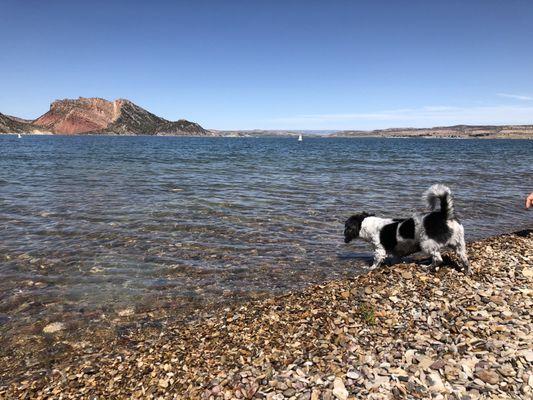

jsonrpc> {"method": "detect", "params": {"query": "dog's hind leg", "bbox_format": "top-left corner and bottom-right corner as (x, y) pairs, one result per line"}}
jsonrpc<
(456, 238), (471, 275)
(429, 250), (443, 272)
(429, 250), (442, 271)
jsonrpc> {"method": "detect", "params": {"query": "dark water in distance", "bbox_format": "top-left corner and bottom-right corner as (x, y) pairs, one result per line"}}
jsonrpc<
(0, 135), (532, 335)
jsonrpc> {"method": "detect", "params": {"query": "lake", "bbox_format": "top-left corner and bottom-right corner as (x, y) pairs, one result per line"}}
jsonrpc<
(0, 136), (532, 340)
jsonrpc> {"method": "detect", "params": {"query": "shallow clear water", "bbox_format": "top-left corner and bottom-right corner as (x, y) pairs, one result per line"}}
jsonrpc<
(0, 136), (532, 335)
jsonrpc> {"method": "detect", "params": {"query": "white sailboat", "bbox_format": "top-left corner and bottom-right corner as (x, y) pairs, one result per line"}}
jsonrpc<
(17, 134), (22, 139)
(298, 134), (303, 142)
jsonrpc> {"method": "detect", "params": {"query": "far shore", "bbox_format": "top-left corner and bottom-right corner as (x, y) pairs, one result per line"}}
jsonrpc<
(1, 132), (533, 139)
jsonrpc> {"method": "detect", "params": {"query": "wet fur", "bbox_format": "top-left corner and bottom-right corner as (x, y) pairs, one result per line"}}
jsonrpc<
(344, 185), (470, 274)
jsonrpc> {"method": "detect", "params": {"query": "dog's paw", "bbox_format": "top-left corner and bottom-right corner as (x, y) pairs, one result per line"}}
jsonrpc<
(462, 266), (472, 275)
(420, 264), (440, 274)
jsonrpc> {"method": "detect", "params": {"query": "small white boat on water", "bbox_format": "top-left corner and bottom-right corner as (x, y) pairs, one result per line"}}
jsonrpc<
(17, 134), (22, 139)
(298, 134), (303, 142)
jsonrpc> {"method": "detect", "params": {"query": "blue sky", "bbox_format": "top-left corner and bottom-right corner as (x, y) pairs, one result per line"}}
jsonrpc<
(1, 0), (533, 130)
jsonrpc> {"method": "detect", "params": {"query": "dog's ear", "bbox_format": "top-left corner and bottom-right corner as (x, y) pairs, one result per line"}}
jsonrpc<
(344, 213), (365, 243)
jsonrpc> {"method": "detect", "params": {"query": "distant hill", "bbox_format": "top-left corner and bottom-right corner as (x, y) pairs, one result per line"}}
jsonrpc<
(2, 100), (533, 139)
(0, 97), (208, 135)
(209, 126), (533, 138)
(330, 125), (533, 139)
(208, 129), (335, 137)
(0, 113), (45, 134)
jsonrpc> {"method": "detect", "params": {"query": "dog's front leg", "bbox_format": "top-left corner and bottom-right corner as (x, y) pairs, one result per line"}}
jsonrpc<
(429, 250), (443, 272)
(370, 245), (386, 270)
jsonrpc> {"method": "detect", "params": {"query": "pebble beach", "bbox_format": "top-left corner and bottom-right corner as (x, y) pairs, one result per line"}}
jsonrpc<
(1, 230), (531, 399)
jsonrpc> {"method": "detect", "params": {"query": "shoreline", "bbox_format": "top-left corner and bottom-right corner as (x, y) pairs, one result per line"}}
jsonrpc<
(1, 133), (533, 139)
(1, 230), (531, 398)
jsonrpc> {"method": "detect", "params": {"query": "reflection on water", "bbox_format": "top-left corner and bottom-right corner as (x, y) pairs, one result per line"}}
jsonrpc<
(0, 136), (532, 338)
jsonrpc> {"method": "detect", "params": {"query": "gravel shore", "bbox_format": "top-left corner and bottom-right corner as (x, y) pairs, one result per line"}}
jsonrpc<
(1, 231), (532, 399)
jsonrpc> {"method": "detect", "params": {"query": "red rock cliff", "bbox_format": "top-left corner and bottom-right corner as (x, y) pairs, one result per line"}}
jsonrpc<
(30, 97), (207, 135)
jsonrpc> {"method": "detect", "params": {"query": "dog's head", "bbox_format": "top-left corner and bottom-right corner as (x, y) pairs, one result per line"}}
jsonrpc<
(344, 212), (373, 243)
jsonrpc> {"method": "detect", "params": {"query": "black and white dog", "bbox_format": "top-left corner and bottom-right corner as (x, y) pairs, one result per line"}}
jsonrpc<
(344, 184), (470, 274)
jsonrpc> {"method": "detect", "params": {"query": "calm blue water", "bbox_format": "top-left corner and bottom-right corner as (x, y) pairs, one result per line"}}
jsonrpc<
(0, 136), (532, 337)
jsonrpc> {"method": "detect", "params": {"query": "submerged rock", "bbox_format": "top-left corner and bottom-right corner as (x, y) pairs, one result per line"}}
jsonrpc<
(42, 322), (65, 334)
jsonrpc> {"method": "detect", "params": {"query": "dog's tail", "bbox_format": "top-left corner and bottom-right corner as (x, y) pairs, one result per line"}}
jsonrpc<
(424, 184), (454, 220)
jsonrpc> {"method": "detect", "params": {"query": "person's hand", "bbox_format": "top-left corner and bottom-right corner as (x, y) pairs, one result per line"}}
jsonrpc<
(526, 192), (533, 209)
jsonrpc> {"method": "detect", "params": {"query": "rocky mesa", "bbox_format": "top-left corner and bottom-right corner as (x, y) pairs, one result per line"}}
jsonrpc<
(0, 97), (208, 136)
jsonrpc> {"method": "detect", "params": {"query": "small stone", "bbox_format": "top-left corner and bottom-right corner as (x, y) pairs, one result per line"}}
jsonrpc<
(498, 364), (516, 377)
(489, 295), (504, 305)
(346, 371), (360, 380)
(283, 388), (296, 397)
(43, 322), (65, 334)
(427, 372), (446, 392)
(118, 308), (134, 317)
(462, 364), (474, 378)
(430, 360), (446, 370)
(332, 377), (348, 400)
(322, 390), (333, 400)
(389, 296), (400, 303)
(401, 271), (412, 279)
(405, 349), (416, 365)
(417, 356), (434, 370)
(475, 369), (500, 385)
(298, 392), (311, 400)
